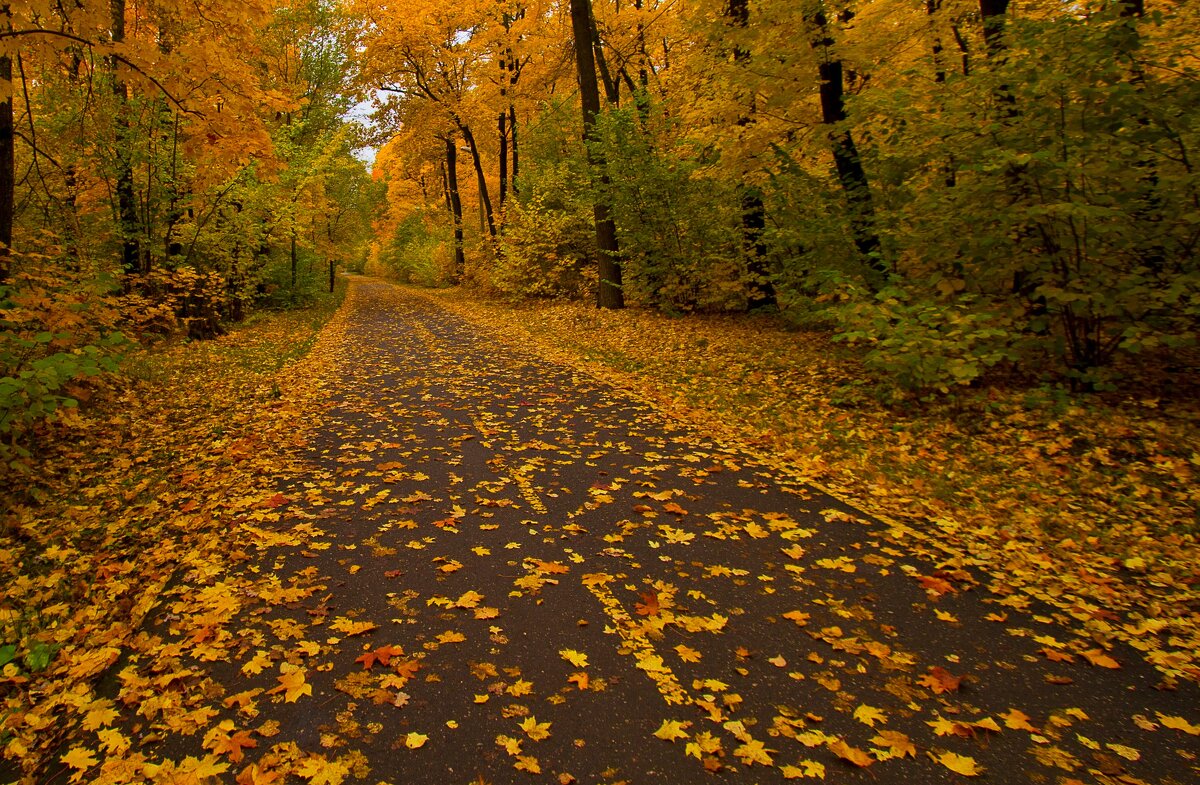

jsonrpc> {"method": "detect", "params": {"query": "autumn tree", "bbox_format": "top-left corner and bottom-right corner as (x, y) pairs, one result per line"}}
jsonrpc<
(572, 0), (623, 309)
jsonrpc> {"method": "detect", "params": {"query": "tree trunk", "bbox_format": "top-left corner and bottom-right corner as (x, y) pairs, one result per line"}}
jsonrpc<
(571, 0), (623, 309)
(459, 123), (496, 240)
(498, 52), (509, 210)
(817, 56), (886, 280)
(509, 105), (519, 194)
(925, 0), (946, 83)
(978, 0), (1010, 58)
(444, 136), (465, 280)
(111, 0), (142, 277)
(498, 110), (508, 210)
(0, 46), (13, 283)
(726, 0), (776, 310)
(290, 230), (297, 289)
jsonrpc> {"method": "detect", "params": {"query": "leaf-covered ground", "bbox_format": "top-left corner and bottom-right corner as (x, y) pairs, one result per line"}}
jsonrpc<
(3, 277), (1198, 784)
(421, 287), (1200, 687)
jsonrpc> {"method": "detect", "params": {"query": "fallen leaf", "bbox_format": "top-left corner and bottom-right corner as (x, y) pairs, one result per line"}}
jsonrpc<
(933, 751), (982, 776)
(654, 719), (690, 742)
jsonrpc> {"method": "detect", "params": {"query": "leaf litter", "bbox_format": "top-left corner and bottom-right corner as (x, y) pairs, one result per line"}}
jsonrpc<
(2, 278), (1197, 784)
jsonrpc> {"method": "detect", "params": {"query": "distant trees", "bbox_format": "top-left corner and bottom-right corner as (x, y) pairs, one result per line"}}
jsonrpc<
(1, 0), (378, 462)
(356, 0), (1198, 394)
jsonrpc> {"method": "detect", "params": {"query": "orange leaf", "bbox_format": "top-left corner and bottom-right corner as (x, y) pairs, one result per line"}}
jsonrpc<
(828, 739), (873, 767)
(635, 591), (661, 617)
(917, 666), (962, 694)
(1081, 649), (1120, 669)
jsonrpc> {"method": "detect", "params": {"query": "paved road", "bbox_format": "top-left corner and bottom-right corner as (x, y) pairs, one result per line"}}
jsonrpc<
(74, 278), (1200, 784)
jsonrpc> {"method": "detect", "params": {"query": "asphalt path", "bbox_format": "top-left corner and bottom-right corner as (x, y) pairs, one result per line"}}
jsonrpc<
(73, 277), (1200, 784)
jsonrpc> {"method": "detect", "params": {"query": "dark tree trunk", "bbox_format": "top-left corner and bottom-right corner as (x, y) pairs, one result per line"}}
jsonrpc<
(498, 110), (508, 210)
(0, 47), (12, 283)
(290, 230), (297, 289)
(509, 106), (519, 194)
(498, 51), (509, 210)
(817, 57), (886, 280)
(440, 161), (452, 214)
(571, 0), (623, 309)
(111, 0), (142, 277)
(951, 23), (971, 76)
(459, 123), (496, 240)
(726, 0), (776, 310)
(978, 0), (1011, 57)
(925, 0), (946, 83)
(444, 137), (465, 280)
(590, 12), (621, 106)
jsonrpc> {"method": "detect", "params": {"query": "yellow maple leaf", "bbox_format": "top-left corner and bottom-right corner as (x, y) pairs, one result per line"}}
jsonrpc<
(496, 734), (523, 755)
(96, 728), (130, 755)
(81, 705), (118, 731)
(294, 755), (350, 785)
(933, 751), (982, 776)
(328, 617), (378, 637)
(853, 705), (886, 727)
(780, 760), (826, 779)
(405, 733), (428, 749)
(828, 739), (873, 767)
(1157, 713), (1200, 735)
(437, 631), (466, 644)
(267, 663), (311, 703)
(1106, 743), (1140, 761)
(871, 730), (916, 759)
(675, 644), (702, 662)
(684, 730), (722, 760)
(733, 738), (774, 766)
(558, 649), (588, 668)
(1001, 708), (1036, 732)
(520, 716), (551, 741)
(454, 590), (484, 608)
(60, 747), (98, 771)
(242, 650), (272, 676)
(782, 610), (811, 627)
(514, 755), (541, 774)
(507, 679), (533, 696)
(653, 719), (690, 742)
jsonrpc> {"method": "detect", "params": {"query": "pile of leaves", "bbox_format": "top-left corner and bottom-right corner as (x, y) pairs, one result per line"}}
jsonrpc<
(420, 287), (1200, 684)
(0, 286), (348, 777)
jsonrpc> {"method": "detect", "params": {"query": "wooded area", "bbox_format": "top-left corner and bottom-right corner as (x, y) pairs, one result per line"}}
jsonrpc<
(1, 0), (1199, 781)
(364, 0), (1197, 395)
(2, 0), (1197, 464)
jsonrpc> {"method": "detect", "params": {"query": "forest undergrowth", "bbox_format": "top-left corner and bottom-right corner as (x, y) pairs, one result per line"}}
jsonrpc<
(420, 286), (1200, 685)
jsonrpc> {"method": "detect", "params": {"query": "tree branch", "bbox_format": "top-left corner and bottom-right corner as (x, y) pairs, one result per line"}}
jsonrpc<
(0, 28), (202, 115)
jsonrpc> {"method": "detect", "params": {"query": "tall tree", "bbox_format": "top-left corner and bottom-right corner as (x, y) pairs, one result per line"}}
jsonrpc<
(725, 0), (776, 310)
(0, 4), (12, 282)
(444, 135), (465, 279)
(110, 0), (142, 276)
(571, 0), (623, 309)
(809, 4), (885, 284)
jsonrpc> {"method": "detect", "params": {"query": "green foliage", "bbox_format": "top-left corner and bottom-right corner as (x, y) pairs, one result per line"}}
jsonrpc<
(591, 107), (745, 311)
(833, 286), (1018, 398)
(0, 263), (127, 471)
(377, 211), (452, 287)
(495, 161), (595, 299)
(765, 5), (1200, 394)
